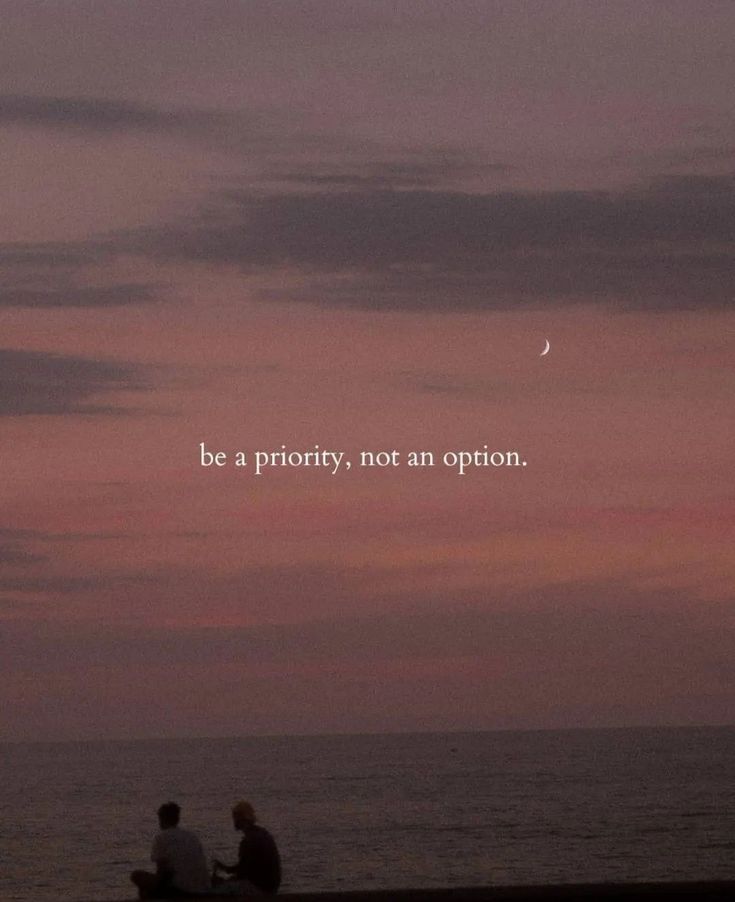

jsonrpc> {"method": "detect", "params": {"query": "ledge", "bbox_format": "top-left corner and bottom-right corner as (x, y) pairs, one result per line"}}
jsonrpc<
(98, 881), (735, 901)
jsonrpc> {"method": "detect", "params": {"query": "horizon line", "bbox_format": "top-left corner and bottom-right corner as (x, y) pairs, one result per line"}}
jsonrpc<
(3, 721), (734, 747)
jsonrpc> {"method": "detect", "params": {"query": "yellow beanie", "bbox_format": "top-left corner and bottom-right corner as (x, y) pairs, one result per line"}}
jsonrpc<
(232, 800), (256, 823)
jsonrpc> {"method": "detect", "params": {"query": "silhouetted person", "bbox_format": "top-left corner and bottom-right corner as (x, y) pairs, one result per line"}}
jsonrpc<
(131, 802), (210, 899)
(212, 800), (281, 895)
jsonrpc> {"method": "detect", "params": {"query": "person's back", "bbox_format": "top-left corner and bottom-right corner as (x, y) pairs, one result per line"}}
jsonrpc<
(152, 825), (210, 895)
(236, 822), (281, 894)
(212, 800), (281, 895)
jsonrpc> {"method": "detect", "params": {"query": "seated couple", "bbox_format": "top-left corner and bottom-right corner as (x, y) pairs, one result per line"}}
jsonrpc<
(131, 800), (281, 898)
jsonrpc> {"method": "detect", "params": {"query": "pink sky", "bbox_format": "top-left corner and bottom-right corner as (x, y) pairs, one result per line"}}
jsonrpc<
(0, 1), (733, 740)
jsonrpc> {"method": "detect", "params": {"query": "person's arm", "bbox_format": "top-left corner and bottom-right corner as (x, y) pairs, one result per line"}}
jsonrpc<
(215, 835), (250, 879)
(212, 858), (237, 876)
(151, 836), (174, 885)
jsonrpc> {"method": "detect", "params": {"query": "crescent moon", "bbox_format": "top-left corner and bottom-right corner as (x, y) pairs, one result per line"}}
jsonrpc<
(540, 338), (550, 356)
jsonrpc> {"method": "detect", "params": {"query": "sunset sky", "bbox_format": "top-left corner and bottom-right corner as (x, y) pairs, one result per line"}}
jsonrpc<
(1, 0), (734, 741)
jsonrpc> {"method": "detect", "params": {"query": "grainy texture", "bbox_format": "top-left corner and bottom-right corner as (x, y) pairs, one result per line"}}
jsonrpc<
(97, 881), (735, 902)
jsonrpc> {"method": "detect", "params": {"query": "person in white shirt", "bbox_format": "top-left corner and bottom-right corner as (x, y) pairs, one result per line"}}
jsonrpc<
(131, 802), (210, 898)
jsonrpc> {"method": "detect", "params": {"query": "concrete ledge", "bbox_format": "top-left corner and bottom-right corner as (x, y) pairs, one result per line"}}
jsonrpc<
(101, 882), (735, 902)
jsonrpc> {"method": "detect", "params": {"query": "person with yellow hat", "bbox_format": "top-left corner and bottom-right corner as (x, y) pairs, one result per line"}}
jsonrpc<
(212, 800), (281, 895)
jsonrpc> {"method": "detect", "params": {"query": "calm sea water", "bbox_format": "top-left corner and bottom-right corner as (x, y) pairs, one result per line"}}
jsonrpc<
(1, 728), (735, 900)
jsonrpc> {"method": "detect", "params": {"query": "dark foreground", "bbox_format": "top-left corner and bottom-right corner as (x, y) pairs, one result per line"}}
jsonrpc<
(104, 882), (735, 901)
(277, 884), (735, 901)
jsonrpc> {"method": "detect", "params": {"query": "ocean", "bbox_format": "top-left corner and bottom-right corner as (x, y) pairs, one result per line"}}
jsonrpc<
(1, 728), (734, 900)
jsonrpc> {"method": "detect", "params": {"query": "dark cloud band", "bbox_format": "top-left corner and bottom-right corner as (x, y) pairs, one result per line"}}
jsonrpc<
(139, 174), (735, 311)
(0, 348), (147, 416)
(0, 94), (224, 134)
(0, 283), (156, 309)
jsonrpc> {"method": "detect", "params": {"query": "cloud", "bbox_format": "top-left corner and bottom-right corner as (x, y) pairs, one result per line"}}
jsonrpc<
(0, 573), (158, 595)
(0, 93), (368, 158)
(139, 174), (735, 311)
(0, 238), (156, 309)
(0, 348), (148, 416)
(0, 240), (110, 267)
(265, 152), (512, 189)
(0, 282), (156, 308)
(2, 571), (732, 733)
(0, 543), (45, 566)
(4, 173), (733, 313)
(0, 93), (230, 135)
(0, 528), (105, 571)
(0, 582), (728, 675)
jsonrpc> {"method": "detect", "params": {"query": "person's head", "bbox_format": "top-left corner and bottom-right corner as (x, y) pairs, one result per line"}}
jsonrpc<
(157, 802), (181, 829)
(231, 800), (256, 830)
